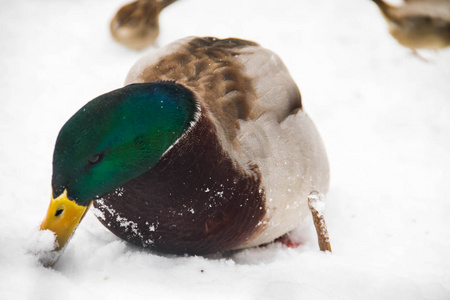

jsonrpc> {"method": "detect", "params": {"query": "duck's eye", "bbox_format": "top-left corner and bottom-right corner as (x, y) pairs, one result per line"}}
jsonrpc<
(88, 153), (103, 165)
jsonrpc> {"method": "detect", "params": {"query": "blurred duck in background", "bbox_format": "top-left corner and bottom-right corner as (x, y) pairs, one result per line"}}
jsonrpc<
(371, 0), (450, 50)
(110, 0), (177, 50)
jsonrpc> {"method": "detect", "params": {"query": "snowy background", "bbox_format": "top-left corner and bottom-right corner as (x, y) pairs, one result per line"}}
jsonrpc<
(1, 0), (450, 299)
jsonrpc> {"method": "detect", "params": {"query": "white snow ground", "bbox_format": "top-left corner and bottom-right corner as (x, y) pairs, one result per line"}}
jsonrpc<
(1, 0), (450, 299)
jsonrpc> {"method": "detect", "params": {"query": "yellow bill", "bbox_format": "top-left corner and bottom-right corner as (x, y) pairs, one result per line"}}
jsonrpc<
(40, 189), (92, 251)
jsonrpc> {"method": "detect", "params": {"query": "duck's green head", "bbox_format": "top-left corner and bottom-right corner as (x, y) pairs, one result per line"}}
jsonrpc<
(40, 82), (198, 252)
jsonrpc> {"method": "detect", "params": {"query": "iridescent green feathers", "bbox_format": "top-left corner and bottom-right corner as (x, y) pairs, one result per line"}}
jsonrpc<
(52, 82), (198, 205)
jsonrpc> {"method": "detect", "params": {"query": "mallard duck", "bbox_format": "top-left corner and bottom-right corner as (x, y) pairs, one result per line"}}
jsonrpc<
(39, 37), (330, 264)
(110, 0), (177, 50)
(371, 0), (450, 50)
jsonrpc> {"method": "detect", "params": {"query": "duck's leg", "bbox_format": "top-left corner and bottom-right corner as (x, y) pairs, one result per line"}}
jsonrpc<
(410, 48), (429, 63)
(308, 191), (332, 252)
(274, 233), (302, 248)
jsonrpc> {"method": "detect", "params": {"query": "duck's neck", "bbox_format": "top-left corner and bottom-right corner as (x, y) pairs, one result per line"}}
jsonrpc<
(94, 110), (267, 255)
(372, 0), (399, 23)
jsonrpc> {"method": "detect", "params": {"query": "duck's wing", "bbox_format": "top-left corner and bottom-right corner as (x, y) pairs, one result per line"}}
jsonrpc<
(125, 37), (301, 142)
